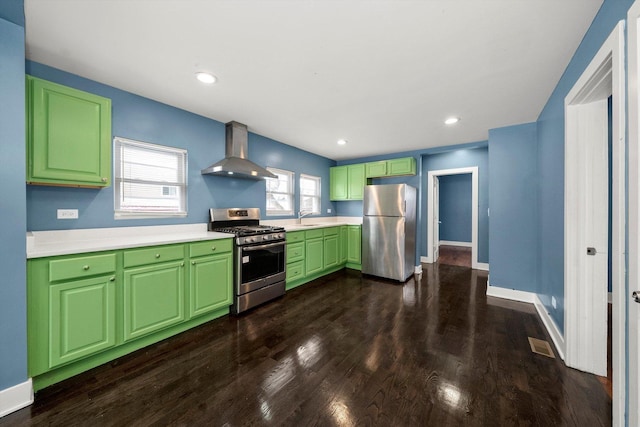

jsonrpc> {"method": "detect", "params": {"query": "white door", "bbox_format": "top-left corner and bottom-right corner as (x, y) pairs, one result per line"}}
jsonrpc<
(433, 176), (440, 262)
(565, 99), (609, 376)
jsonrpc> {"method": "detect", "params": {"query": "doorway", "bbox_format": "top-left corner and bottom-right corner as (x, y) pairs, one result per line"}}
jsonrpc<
(426, 167), (480, 269)
(564, 21), (624, 426)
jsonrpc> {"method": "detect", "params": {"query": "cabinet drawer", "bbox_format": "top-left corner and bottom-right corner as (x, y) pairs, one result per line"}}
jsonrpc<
(124, 245), (184, 268)
(305, 228), (324, 239)
(287, 242), (305, 263)
(286, 260), (304, 282)
(189, 239), (233, 258)
(286, 231), (305, 243)
(323, 227), (339, 237)
(49, 253), (116, 282)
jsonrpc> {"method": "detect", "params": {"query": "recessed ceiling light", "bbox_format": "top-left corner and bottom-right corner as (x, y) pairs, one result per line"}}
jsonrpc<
(196, 72), (217, 84)
(444, 117), (460, 125)
(337, 139), (347, 145)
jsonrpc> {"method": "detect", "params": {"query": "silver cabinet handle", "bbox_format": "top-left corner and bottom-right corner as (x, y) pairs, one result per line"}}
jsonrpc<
(191, 261), (196, 265)
(243, 242), (284, 252)
(155, 254), (160, 258)
(109, 276), (115, 282)
(83, 265), (90, 270)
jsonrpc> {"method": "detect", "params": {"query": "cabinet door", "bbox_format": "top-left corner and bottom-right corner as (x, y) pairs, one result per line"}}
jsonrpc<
(305, 238), (324, 276)
(49, 275), (116, 368)
(27, 76), (111, 187)
(324, 235), (339, 269)
(123, 261), (185, 342)
(347, 226), (362, 264)
(330, 166), (348, 200)
(339, 226), (348, 263)
(189, 253), (232, 318)
(347, 164), (365, 200)
(365, 161), (387, 178)
(387, 157), (416, 176)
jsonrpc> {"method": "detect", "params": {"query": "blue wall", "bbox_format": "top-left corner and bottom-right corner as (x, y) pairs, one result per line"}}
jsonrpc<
(438, 174), (472, 243)
(0, 12), (27, 390)
(25, 62), (336, 231)
(488, 123), (538, 293)
(536, 0), (634, 332)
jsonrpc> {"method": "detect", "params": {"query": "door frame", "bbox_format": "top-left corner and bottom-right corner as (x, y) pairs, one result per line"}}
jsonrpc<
(564, 21), (625, 426)
(425, 167), (480, 269)
(627, 2), (640, 425)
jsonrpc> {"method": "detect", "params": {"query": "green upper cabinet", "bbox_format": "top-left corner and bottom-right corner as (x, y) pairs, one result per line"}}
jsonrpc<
(26, 76), (112, 188)
(365, 157), (416, 178)
(330, 163), (365, 201)
(365, 161), (387, 178)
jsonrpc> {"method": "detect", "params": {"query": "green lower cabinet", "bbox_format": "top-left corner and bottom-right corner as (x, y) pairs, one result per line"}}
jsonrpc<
(339, 226), (348, 264)
(189, 253), (232, 318)
(305, 237), (324, 276)
(123, 260), (185, 342)
(347, 225), (362, 268)
(49, 275), (116, 369)
(323, 228), (339, 269)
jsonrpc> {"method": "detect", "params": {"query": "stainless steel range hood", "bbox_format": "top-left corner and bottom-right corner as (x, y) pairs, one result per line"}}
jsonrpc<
(201, 121), (276, 179)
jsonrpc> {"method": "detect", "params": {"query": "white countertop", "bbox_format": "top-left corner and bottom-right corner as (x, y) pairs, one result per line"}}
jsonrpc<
(262, 216), (362, 231)
(26, 217), (363, 259)
(27, 223), (232, 259)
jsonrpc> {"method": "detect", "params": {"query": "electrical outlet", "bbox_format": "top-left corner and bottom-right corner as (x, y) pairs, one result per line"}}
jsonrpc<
(57, 209), (78, 219)
(327, 208), (332, 214)
(551, 296), (557, 309)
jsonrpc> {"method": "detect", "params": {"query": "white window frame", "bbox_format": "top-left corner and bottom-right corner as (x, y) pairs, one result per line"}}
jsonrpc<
(300, 174), (321, 215)
(114, 137), (188, 219)
(266, 167), (294, 216)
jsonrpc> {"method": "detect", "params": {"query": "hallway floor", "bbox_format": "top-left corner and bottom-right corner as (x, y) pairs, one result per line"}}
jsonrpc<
(1, 264), (611, 426)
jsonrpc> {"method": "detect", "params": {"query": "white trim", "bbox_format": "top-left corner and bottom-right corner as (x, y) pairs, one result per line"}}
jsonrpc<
(414, 264), (423, 275)
(564, 20), (625, 426)
(534, 296), (566, 361)
(627, 2), (640, 425)
(420, 256), (429, 264)
(608, 292), (612, 304)
(427, 167), (479, 269)
(486, 283), (536, 304)
(0, 379), (33, 418)
(439, 240), (472, 247)
(475, 262), (489, 272)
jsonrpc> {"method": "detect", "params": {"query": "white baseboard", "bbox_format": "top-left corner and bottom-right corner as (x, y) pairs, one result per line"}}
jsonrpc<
(421, 256), (431, 264)
(486, 283), (536, 303)
(608, 292), (612, 303)
(534, 296), (566, 361)
(414, 264), (423, 275)
(0, 379), (33, 418)
(439, 240), (472, 247)
(475, 262), (489, 271)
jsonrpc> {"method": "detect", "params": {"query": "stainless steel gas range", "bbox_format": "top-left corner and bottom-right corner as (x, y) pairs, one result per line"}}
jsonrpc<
(208, 208), (286, 314)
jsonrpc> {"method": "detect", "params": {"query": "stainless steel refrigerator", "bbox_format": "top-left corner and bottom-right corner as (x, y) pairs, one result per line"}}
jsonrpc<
(362, 184), (417, 281)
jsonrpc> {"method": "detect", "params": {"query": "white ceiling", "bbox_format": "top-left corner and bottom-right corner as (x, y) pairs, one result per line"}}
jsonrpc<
(24, 0), (603, 160)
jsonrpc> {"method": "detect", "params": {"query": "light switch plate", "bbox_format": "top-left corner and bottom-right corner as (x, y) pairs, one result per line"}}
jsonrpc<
(327, 208), (332, 214)
(551, 296), (557, 309)
(57, 209), (78, 219)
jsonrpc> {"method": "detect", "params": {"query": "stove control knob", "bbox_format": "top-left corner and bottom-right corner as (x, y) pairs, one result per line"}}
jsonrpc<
(263, 235), (270, 241)
(245, 237), (253, 243)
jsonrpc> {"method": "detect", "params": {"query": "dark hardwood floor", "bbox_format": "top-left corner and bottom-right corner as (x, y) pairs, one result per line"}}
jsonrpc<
(2, 264), (611, 426)
(438, 245), (471, 268)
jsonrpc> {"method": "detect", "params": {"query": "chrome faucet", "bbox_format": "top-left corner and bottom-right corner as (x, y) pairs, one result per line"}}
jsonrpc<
(297, 210), (312, 224)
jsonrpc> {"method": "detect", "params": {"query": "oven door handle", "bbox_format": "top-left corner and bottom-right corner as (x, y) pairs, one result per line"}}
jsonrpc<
(242, 241), (285, 252)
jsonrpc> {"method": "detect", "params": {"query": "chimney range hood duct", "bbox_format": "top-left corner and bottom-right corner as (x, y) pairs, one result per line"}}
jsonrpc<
(201, 121), (277, 179)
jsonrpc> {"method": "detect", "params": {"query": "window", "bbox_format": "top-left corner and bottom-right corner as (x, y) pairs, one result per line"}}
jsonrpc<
(266, 167), (294, 216)
(300, 174), (321, 214)
(114, 137), (187, 218)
